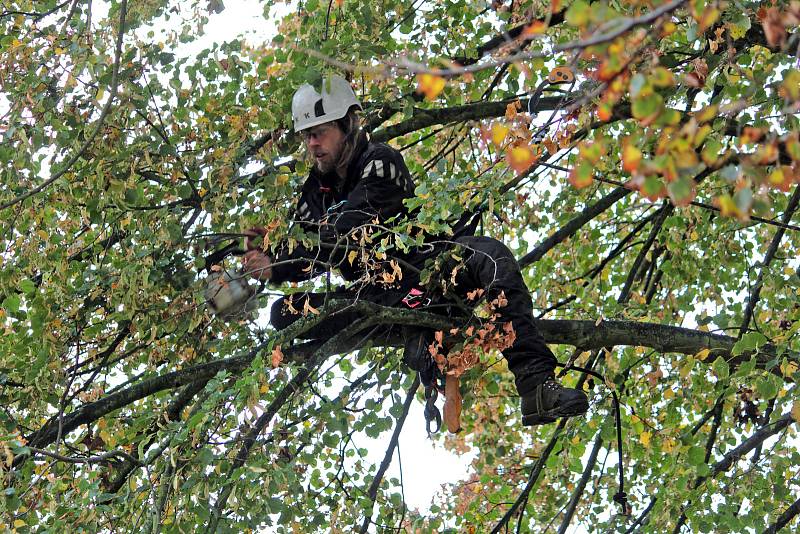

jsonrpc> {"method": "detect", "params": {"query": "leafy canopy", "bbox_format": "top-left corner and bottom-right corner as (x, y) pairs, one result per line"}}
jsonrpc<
(1, 0), (800, 532)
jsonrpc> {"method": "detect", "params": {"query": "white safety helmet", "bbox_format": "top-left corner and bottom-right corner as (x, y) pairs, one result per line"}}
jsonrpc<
(291, 75), (362, 132)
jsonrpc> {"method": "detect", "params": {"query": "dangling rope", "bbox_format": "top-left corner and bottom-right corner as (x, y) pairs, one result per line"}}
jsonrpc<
(559, 362), (630, 517)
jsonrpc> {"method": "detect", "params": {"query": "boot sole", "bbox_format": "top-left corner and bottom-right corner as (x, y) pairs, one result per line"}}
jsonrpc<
(522, 397), (589, 427)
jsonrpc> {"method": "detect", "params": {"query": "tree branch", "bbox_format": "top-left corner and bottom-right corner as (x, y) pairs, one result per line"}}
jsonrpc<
(491, 420), (568, 533)
(763, 494), (800, 534)
(557, 428), (604, 533)
(358, 374), (420, 534)
(205, 315), (379, 532)
(371, 94), (575, 143)
(20, 301), (792, 458)
(739, 185), (800, 337)
(519, 187), (632, 268)
(27, 446), (141, 466)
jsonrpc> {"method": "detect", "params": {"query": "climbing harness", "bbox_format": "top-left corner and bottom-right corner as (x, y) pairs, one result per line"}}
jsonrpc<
(401, 287), (432, 309)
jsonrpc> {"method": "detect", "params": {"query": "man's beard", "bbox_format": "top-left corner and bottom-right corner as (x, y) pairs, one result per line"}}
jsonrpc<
(315, 151), (341, 174)
(315, 156), (336, 173)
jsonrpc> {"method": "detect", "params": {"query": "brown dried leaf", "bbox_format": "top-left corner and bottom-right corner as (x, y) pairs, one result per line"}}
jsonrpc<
(443, 374), (463, 433)
(271, 345), (284, 368)
(762, 7), (786, 47)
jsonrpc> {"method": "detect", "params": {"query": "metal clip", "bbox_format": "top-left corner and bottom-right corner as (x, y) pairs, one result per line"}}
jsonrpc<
(423, 385), (442, 436)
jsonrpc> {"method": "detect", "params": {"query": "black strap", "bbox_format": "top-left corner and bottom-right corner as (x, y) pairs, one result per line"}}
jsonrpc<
(423, 383), (442, 436)
(560, 363), (629, 516)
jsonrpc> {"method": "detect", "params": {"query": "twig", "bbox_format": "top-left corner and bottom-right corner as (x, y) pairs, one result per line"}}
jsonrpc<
(738, 185), (800, 337)
(28, 446), (141, 466)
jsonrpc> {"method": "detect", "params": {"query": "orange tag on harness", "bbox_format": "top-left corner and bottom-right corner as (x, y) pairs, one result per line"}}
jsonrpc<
(548, 66), (575, 84)
(443, 374), (463, 433)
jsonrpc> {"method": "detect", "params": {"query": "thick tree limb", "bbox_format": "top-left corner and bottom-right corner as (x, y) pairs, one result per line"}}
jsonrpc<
(20, 303), (791, 457)
(371, 95), (574, 143)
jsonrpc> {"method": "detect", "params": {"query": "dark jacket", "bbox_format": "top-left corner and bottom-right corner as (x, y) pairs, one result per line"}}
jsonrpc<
(269, 133), (425, 289)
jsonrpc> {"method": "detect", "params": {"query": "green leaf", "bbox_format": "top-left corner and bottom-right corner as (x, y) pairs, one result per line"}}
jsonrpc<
(19, 279), (35, 295)
(755, 376), (778, 399)
(712, 356), (729, 380)
(2, 294), (20, 314)
(687, 446), (706, 466)
(733, 332), (769, 356)
(565, 0), (590, 27)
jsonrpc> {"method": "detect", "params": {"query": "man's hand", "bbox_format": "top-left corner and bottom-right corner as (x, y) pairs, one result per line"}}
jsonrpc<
(243, 227), (273, 281)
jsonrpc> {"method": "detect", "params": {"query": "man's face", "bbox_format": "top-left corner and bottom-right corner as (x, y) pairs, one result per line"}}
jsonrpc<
(302, 122), (345, 173)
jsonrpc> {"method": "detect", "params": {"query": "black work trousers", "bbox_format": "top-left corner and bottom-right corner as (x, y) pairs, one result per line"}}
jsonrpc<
(270, 236), (556, 392)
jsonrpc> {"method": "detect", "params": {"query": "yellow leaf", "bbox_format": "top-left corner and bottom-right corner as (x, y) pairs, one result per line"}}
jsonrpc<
(792, 401), (800, 423)
(622, 143), (642, 173)
(347, 250), (358, 265)
(416, 73), (446, 100)
(490, 123), (509, 147)
(640, 431), (651, 447)
(780, 360), (799, 378)
(695, 104), (718, 124)
(715, 194), (741, 218)
(14, 520), (25, 528)
(696, 348), (710, 361)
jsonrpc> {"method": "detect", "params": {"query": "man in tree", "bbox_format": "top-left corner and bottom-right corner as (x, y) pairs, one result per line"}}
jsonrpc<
(243, 75), (588, 426)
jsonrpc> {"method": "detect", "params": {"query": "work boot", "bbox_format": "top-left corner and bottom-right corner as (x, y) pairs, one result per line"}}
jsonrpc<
(520, 378), (589, 426)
